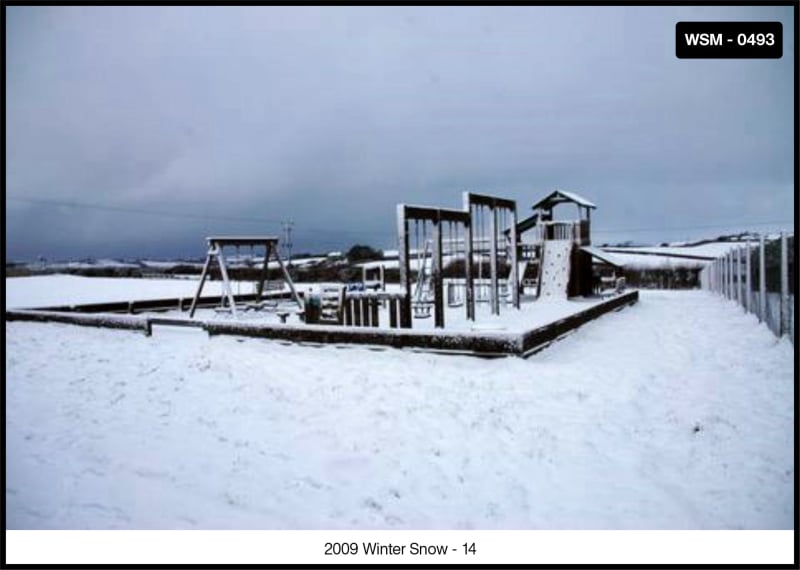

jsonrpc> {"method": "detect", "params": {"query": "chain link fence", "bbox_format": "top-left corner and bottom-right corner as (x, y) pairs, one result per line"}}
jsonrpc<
(699, 233), (794, 344)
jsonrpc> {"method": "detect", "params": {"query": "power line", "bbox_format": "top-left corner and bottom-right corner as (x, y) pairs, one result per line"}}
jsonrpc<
(8, 196), (285, 226)
(7, 195), (395, 237)
(8, 195), (791, 239)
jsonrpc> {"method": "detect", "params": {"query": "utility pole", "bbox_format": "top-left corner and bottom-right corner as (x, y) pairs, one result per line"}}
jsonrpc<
(282, 220), (294, 265)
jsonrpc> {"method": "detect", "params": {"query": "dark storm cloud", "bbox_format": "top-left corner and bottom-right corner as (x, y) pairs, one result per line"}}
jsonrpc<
(6, 5), (794, 259)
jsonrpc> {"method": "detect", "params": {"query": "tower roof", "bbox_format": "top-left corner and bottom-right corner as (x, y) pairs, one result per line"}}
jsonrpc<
(531, 189), (596, 211)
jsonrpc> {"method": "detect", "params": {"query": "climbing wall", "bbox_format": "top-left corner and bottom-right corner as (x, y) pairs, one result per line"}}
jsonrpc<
(538, 240), (572, 301)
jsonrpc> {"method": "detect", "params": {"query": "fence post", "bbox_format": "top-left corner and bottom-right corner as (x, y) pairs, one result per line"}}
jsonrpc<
(780, 231), (788, 337)
(727, 251), (733, 299)
(735, 247), (742, 305)
(722, 254), (727, 297)
(745, 240), (752, 313)
(759, 234), (766, 323)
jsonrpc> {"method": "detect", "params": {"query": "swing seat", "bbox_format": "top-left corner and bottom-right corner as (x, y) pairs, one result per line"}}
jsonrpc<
(250, 300), (279, 311)
(413, 303), (432, 318)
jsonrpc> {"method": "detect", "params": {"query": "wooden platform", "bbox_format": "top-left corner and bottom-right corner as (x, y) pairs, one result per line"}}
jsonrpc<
(6, 291), (638, 358)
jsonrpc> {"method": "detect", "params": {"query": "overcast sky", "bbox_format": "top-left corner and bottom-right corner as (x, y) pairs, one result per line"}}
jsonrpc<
(6, 5), (795, 260)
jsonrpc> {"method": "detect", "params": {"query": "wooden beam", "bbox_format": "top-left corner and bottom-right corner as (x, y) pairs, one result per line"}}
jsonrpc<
(759, 235), (766, 322)
(780, 231), (788, 336)
(464, 192), (516, 210)
(189, 248), (213, 318)
(509, 207), (520, 309)
(370, 297), (379, 327)
(403, 205), (470, 223)
(389, 298), (398, 328)
(255, 242), (271, 302)
(206, 236), (280, 247)
(463, 194), (475, 321)
(745, 240), (752, 313)
(433, 216), (444, 328)
(215, 245), (238, 318)
(490, 206), (499, 315)
(397, 204), (412, 328)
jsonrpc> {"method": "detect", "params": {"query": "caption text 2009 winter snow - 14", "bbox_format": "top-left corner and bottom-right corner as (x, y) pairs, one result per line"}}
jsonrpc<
(324, 541), (477, 557)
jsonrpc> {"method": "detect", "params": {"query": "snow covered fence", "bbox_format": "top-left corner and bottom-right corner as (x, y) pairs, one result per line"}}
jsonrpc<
(700, 232), (794, 344)
(4, 290), (639, 357)
(5, 309), (150, 332)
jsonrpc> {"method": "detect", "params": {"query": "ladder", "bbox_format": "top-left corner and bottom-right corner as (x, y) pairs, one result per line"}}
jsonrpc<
(319, 285), (346, 324)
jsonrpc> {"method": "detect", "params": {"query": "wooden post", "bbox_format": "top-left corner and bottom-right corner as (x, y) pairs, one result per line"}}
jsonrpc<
(780, 231), (788, 336)
(433, 214), (444, 328)
(215, 244), (238, 318)
(275, 251), (304, 311)
(509, 205), (520, 309)
(727, 251), (733, 299)
(745, 241), (752, 313)
(361, 297), (370, 327)
(189, 247), (213, 317)
(759, 235), (766, 322)
(256, 243), (271, 302)
(714, 260), (718, 293)
(344, 299), (352, 326)
(709, 259), (717, 292)
(735, 247), (742, 305)
(489, 205), (499, 316)
(397, 205), (412, 328)
(389, 298), (398, 328)
(370, 297), (379, 327)
(463, 195), (475, 322)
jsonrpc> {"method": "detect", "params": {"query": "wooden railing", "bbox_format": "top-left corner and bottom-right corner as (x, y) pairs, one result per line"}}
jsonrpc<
(343, 292), (408, 329)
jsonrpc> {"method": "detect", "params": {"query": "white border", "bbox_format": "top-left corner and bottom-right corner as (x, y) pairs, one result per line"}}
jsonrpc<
(4, 530), (795, 565)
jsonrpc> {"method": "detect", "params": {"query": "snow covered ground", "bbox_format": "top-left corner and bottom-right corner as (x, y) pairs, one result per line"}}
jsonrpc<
(5, 279), (794, 529)
(6, 275), (225, 309)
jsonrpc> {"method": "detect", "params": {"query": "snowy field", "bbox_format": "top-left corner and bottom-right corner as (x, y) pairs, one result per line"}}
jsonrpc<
(6, 275), (225, 309)
(5, 277), (794, 529)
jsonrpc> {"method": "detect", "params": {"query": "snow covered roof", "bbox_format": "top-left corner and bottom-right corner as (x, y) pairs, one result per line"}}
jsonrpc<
(580, 246), (624, 268)
(531, 189), (596, 211)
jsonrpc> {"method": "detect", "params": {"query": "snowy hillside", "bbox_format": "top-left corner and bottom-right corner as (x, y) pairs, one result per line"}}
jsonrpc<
(5, 280), (793, 529)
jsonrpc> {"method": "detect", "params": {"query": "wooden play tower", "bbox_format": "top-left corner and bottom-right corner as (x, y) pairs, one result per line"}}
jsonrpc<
(516, 189), (597, 298)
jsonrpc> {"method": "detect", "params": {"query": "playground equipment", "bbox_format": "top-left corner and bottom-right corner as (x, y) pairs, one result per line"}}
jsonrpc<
(9, 186), (645, 355)
(397, 204), (473, 329)
(189, 236), (303, 318)
(412, 235), (433, 318)
(537, 239), (572, 301)
(464, 192), (520, 316)
(396, 193), (520, 329)
(515, 189), (598, 298)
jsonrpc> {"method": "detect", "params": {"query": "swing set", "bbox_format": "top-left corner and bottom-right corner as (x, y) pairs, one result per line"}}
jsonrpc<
(396, 193), (520, 329)
(397, 204), (472, 329)
(463, 192), (520, 316)
(189, 236), (303, 319)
